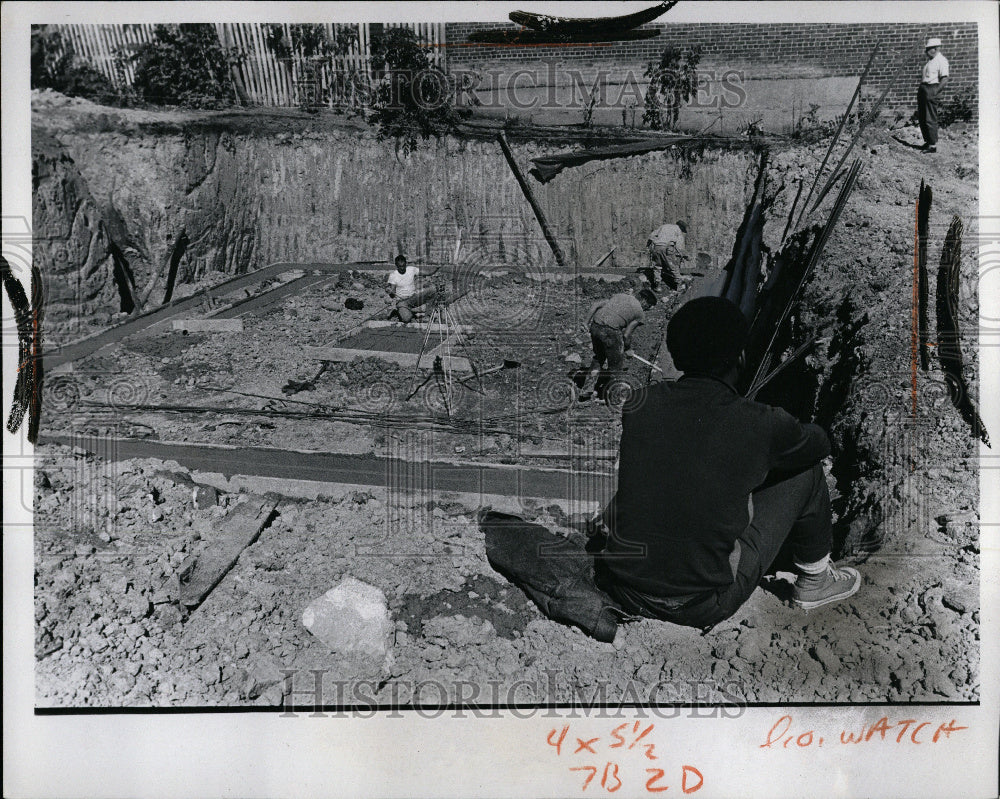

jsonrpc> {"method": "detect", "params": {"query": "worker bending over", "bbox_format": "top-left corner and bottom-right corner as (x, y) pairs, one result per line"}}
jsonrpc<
(386, 255), (439, 323)
(643, 220), (688, 294)
(576, 288), (657, 402)
(598, 296), (861, 629)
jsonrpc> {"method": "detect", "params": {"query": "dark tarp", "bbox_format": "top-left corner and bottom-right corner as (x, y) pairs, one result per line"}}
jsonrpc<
(481, 509), (630, 642)
(467, 27), (661, 46)
(529, 137), (692, 183)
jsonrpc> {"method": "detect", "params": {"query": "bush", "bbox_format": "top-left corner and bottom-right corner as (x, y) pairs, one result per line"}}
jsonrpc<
(938, 89), (975, 127)
(263, 23), (355, 60)
(118, 24), (242, 108)
(31, 25), (118, 103)
(263, 24), (360, 110)
(642, 45), (702, 131)
(366, 27), (466, 154)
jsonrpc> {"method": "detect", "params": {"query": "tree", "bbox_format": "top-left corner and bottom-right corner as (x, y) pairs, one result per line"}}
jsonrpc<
(643, 45), (702, 131)
(31, 25), (118, 103)
(263, 24), (359, 109)
(263, 24), (356, 60)
(366, 26), (466, 155)
(119, 24), (242, 108)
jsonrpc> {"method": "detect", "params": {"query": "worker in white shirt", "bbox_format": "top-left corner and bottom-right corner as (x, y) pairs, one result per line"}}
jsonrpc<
(386, 255), (440, 323)
(643, 220), (688, 294)
(917, 37), (949, 153)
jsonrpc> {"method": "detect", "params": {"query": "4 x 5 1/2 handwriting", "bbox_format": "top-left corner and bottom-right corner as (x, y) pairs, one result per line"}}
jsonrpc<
(547, 722), (704, 793)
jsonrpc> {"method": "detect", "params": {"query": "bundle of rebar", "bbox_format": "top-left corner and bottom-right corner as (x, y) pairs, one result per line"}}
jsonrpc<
(2, 256), (43, 443)
(737, 160), (863, 396)
(917, 181), (932, 371)
(721, 150), (772, 319)
(936, 216), (990, 446)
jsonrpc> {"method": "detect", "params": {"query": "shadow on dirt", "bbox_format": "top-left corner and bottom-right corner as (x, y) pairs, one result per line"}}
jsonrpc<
(395, 573), (538, 639)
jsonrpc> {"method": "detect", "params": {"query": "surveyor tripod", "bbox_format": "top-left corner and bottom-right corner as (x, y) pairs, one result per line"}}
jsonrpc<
(405, 298), (482, 418)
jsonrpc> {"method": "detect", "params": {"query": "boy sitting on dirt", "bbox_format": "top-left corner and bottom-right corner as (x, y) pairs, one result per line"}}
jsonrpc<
(386, 255), (439, 323)
(596, 296), (861, 629)
(575, 288), (658, 402)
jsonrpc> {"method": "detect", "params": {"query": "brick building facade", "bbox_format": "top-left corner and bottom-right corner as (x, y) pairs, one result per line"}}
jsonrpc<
(443, 21), (978, 120)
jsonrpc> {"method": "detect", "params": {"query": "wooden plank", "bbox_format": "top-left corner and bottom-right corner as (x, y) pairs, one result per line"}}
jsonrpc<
(98, 25), (116, 81)
(231, 25), (257, 102)
(247, 23), (271, 104)
(592, 246), (616, 269)
(68, 24), (91, 59)
(497, 132), (567, 267)
(216, 23), (248, 105)
(105, 25), (123, 85)
(282, 22), (296, 105)
(266, 25), (286, 106)
(364, 319), (475, 334)
(171, 319), (245, 333)
(301, 345), (472, 373)
(178, 496), (278, 608)
(253, 22), (280, 105)
(76, 25), (99, 68)
(80, 26), (107, 81)
(228, 25), (251, 103)
(243, 24), (266, 104)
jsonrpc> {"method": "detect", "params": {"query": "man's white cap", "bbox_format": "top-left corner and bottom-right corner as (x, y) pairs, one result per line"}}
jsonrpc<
(925, 37), (942, 49)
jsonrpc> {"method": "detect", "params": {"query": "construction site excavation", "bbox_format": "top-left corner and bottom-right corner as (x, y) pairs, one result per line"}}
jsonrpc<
(22, 17), (983, 711)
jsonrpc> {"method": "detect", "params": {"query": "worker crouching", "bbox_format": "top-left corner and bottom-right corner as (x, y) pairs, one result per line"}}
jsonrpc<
(596, 297), (861, 630)
(576, 288), (658, 403)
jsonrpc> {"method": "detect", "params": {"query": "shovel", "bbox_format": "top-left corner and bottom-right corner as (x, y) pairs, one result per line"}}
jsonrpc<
(626, 351), (663, 374)
(460, 358), (521, 392)
(479, 358), (521, 377)
(282, 361), (330, 395)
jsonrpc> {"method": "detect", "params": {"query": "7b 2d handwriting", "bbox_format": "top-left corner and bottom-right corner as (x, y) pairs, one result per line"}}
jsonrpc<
(547, 722), (704, 793)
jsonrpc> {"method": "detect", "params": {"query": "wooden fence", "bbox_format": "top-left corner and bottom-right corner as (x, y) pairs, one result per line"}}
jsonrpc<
(53, 22), (447, 108)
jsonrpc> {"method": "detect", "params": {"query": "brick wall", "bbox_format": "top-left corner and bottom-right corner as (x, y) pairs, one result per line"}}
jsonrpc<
(444, 22), (978, 116)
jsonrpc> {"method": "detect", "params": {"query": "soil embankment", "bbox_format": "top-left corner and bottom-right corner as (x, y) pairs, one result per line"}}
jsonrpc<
(31, 93), (981, 707)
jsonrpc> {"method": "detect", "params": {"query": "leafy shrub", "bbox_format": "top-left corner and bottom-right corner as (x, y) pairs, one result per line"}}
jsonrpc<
(263, 23), (356, 59)
(938, 88), (976, 127)
(642, 45), (702, 131)
(792, 103), (823, 137)
(31, 25), (118, 103)
(118, 24), (242, 108)
(263, 24), (361, 110)
(366, 27), (467, 154)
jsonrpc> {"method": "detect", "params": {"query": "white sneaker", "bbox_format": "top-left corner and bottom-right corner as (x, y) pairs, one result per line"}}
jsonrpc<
(792, 565), (861, 610)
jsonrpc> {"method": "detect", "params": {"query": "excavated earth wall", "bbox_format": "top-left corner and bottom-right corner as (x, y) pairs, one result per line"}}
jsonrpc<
(29, 94), (981, 707)
(32, 94), (757, 345)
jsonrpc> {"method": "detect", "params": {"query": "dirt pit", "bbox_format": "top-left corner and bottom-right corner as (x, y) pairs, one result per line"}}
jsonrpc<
(31, 106), (981, 708)
(34, 438), (979, 707)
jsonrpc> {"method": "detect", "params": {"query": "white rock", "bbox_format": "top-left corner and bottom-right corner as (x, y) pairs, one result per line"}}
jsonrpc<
(301, 578), (393, 661)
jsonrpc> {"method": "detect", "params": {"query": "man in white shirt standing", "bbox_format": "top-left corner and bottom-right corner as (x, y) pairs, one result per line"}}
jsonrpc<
(917, 37), (949, 154)
(386, 255), (439, 323)
(643, 220), (688, 294)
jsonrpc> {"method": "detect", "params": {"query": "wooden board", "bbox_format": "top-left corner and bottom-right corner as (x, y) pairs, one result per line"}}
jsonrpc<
(301, 345), (472, 373)
(171, 319), (245, 333)
(179, 496), (278, 608)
